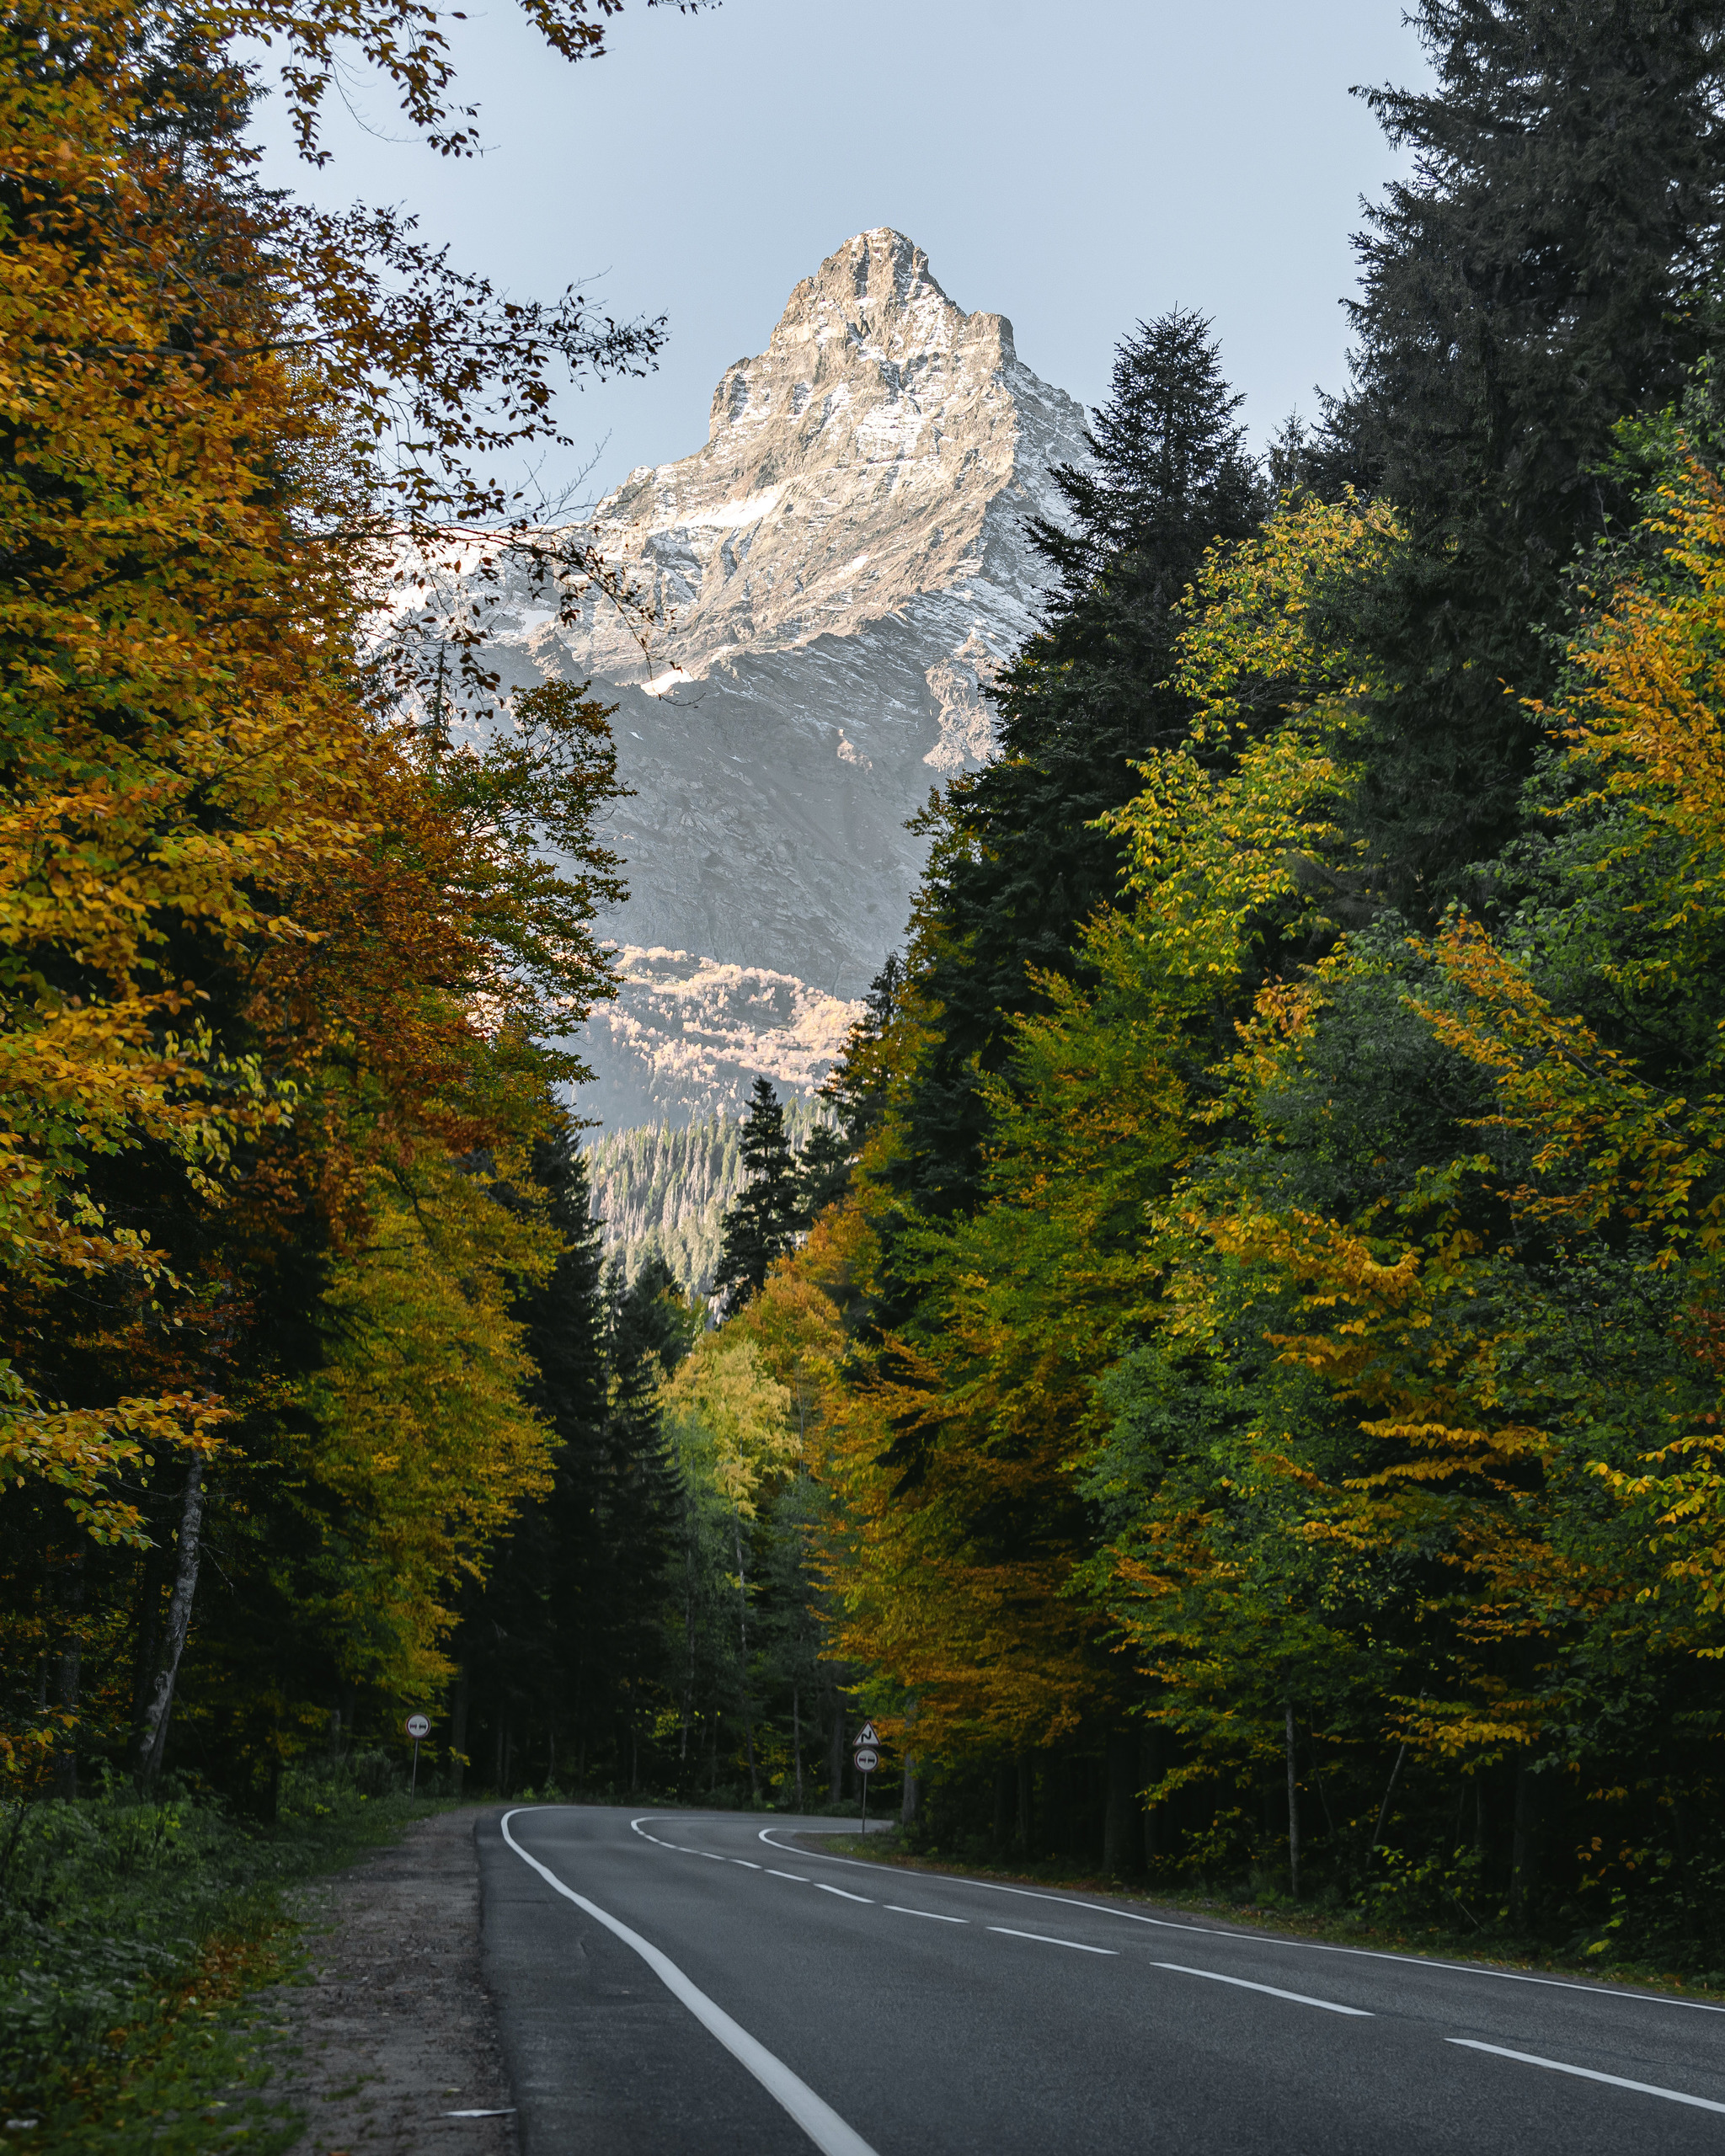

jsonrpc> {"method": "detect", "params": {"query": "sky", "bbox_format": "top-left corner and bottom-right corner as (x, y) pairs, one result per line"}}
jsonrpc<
(251, 0), (1429, 508)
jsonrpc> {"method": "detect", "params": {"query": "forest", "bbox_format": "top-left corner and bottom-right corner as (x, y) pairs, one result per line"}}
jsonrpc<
(8, 0), (1725, 2030)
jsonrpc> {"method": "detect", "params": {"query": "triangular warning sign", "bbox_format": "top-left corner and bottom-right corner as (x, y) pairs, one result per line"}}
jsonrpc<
(857, 1721), (879, 1746)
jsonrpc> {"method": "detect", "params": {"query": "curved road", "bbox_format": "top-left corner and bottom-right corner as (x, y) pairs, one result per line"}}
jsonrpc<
(478, 1806), (1725, 2153)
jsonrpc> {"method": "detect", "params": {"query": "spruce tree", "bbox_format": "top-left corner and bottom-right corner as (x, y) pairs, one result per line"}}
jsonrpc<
(454, 1134), (610, 1790)
(713, 1079), (805, 1311)
(1325, 0), (1725, 896)
(896, 313), (1263, 1219)
(799, 952), (906, 1217)
(596, 1256), (692, 1785)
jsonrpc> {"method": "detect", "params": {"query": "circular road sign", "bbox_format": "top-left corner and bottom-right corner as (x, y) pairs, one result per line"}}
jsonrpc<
(405, 1714), (430, 1741)
(853, 1746), (879, 1774)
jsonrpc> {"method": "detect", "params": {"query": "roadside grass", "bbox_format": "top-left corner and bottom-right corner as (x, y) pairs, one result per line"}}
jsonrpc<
(809, 1829), (1725, 2005)
(0, 1767), (442, 2151)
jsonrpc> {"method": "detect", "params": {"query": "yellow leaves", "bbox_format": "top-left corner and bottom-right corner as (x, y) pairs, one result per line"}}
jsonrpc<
(292, 1154), (556, 1689)
(1174, 488), (1403, 746)
(662, 1329), (796, 1519)
(0, 1363), (226, 1543)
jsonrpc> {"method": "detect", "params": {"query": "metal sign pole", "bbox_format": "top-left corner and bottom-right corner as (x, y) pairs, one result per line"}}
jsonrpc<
(404, 1712), (430, 1797)
(861, 1769), (868, 1833)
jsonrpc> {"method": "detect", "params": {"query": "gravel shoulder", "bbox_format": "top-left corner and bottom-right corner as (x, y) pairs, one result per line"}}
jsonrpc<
(261, 1807), (517, 2156)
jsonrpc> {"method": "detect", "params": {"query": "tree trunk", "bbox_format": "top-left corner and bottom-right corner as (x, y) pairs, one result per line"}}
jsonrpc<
(681, 1502), (697, 1766)
(1015, 1755), (1035, 1855)
(1284, 1701), (1301, 1898)
(449, 1665), (469, 1797)
(1509, 1754), (1534, 1924)
(828, 1699), (845, 1801)
(1140, 1726), (1162, 1867)
(994, 1761), (1013, 1849)
(1103, 1729), (1138, 1876)
(1368, 1742), (1407, 1865)
(792, 1681), (804, 1812)
(900, 1755), (918, 1825)
(131, 1459), (206, 1790)
(732, 1516), (757, 1801)
(53, 1550), (84, 1798)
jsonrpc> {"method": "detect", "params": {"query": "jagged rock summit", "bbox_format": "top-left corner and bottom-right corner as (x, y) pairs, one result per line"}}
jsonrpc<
(459, 229), (1088, 1126)
(569, 228), (1077, 693)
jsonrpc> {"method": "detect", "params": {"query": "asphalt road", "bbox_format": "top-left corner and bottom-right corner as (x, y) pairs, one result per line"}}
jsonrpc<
(478, 1805), (1725, 2154)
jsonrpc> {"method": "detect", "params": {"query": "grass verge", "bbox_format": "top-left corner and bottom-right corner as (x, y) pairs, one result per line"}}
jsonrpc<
(0, 1772), (445, 2151)
(809, 1828), (1725, 2005)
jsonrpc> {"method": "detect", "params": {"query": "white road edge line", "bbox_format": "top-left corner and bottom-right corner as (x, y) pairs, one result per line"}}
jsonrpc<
(1153, 1962), (1371, 2016)
(500, 1811), (879, 2156)
(815, 1883), (873, 1904)
(750, 1826), (1725, 2015)
(887, 1906), (966, 1924)
(990, 1926), (1117, 1956)
(1446, 2039), (1725, 2113)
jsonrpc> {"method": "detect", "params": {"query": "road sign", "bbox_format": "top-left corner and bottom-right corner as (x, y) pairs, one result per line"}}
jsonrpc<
(856, 1721), (880, 1747)
(853, 1746), (879, 1774)
(405, 1713), (430, 1740)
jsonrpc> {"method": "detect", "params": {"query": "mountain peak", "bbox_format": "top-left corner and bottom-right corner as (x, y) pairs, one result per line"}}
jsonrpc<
(707, 227), (1016, 449)
(444, 234), (1090, 1125)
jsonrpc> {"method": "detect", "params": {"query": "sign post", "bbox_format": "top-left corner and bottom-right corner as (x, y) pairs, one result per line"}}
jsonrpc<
(853, 1722), (881, 1833)
(405, 1713), (430, 1795)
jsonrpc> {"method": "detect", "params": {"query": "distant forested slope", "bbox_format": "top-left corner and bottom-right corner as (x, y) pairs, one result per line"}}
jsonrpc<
(585, 1101), (829, 1294)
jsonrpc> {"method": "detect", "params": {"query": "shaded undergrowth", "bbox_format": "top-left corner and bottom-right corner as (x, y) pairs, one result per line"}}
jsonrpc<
(0, 1765), (437, 2148)
(811, 1829), (1725, 2005)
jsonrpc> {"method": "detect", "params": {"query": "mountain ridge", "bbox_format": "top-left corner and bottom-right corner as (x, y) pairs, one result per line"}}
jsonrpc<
(448, 229), (1087, 1125)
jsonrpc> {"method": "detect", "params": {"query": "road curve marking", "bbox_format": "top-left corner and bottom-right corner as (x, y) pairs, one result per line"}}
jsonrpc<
(1152, 1963), (1370, 2016)
(990, 1926), (1117, 1956)
(1446, 2039), (1725, 2113)
(500, 1811), (879, 2156)
(815, 1883), (873, 1904)
(751, 1828), (1725, 2015)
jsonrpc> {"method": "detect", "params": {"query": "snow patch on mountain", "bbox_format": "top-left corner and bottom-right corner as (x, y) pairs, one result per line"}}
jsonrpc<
(444, 228), (1086, 1125)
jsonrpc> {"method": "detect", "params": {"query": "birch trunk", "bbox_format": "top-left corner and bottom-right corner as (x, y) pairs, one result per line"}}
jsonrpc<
(132, 1459), (205, 1790)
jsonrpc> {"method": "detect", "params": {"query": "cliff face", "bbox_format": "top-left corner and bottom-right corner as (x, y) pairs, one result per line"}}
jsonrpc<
(451, 229), (1087, 1125)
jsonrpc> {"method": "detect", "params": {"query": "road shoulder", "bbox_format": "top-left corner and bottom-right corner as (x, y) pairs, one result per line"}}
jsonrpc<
(259, 1806), (517, 2156)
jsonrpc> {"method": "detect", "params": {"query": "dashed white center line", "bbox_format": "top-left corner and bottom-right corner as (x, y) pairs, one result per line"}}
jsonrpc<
(816, 1883), (874, 1904)
(766, 1869), (809, 1882)
(990, 1926), (1117, 1956)
(887, 1906), (967, 1924)
(729, 1860), (761, 1869)
(1153, 1964), (1371, 2016)
(1446, 2040), (1725, 2113)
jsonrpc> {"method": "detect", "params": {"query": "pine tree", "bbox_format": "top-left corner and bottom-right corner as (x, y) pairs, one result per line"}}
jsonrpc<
(895, 314), (1263, 1219)
(1325, 0), (1725, 896)
(713, 1081), (806, 1312)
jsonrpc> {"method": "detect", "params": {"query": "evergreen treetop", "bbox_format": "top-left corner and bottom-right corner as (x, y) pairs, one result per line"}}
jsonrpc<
(712, 1080), (807, 1313)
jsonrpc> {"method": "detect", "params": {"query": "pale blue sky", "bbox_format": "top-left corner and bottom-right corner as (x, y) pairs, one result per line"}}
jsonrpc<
(252, 0), (1426, 504)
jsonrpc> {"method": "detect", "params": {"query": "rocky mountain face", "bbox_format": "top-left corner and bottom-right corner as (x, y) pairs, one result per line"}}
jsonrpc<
(449, 227), (1087, 1127)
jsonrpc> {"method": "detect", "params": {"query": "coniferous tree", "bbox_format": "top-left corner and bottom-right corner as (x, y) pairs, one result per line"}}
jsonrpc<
(1322, 0), (1725, 896)
(713, 1080), (806, 1310)
(595, 1255), (693, 1785)
(895, 313), (1264, 1219)
(798, 952), (906, 1219)
(455, 1134), (609, 1790)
